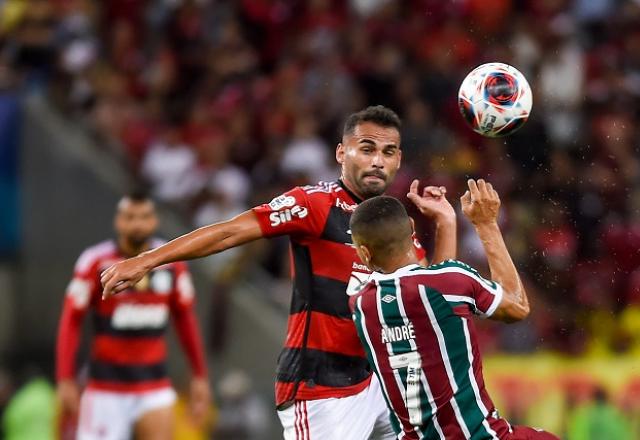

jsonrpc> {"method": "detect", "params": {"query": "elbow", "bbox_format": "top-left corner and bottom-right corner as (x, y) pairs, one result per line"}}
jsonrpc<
(504, 302), (530, 323)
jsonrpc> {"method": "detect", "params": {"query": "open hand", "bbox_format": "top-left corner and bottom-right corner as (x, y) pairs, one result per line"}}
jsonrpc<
(406, 179), (456, 222)
(460, 179), (501, 226)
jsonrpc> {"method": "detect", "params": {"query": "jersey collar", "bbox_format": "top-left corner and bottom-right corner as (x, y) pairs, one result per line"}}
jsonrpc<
(338, 179), (364, 204)
(370, 264), (423, 282)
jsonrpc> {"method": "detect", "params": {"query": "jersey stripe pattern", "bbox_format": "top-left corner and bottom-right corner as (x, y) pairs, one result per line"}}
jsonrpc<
(253, 180), (426, 406)
(352, 261), (511, 439)
(56, 240), (206, 392)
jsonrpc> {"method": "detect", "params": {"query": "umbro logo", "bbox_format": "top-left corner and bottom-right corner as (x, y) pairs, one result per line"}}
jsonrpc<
(381, 295), (396, 303)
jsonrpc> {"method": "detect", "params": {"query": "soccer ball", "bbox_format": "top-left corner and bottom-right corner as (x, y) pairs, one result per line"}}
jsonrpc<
(458, 62), (532, 137)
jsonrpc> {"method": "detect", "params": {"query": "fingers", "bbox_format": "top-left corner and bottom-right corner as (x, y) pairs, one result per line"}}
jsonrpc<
(467, 179), (480, 200)
(423, 185), (447, 198)
(408, 179), (419, 195)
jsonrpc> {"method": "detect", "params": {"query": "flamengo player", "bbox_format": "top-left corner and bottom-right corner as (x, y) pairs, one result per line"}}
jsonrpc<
(56, 193), (210, 440)
(100, 106), (457, 439)
(348, 181), (560, 440)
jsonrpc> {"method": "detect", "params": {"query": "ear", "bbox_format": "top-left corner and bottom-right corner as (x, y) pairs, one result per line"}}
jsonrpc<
(409, 216), (416, 234)
(356, 244), (374, 270)
(336, 143), (345, 165)
(397, 148), (402, 170)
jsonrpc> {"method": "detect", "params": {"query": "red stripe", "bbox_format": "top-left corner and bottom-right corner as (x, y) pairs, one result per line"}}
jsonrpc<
(295, 402), (303, 440)
(87, 378), (171, 392)
(308, 240), (360, 282)
(303, 401), (310, 439)
(92, 335), (166, 365)
(275, 375), (371, 407)
(285, 311), (365, 357)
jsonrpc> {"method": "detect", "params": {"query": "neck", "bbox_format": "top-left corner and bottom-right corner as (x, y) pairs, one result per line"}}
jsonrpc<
(375, 247), (419, 274)
(118, 237), (149, 257)
(340, 176), (365, 201)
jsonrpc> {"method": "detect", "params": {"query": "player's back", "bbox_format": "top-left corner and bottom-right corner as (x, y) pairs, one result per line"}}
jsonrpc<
(352, 261), (512, 440)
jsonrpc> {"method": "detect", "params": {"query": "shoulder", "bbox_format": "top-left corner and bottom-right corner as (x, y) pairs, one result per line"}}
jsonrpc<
(75, 240), (116, 273)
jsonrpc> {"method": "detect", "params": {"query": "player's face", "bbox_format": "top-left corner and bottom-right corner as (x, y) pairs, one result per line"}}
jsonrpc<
(337, 122), (401, 199)
(114, 199), (158, 248)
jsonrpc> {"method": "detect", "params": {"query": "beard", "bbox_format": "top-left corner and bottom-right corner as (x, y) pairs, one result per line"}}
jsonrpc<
(357, 170), (389, 199)
(125, 234), (150, 250)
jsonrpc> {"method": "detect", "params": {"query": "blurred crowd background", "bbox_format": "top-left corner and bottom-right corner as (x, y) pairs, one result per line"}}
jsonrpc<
(1, 0), (640, 438)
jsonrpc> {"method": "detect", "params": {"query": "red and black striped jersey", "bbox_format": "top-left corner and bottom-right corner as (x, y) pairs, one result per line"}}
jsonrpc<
(56, 239), (207, 393)
(352, 261), (511, 440)
(252, 180), (425, 407)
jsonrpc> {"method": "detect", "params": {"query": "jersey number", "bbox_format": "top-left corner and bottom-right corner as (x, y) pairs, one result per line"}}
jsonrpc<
(389, 351), (423, 425)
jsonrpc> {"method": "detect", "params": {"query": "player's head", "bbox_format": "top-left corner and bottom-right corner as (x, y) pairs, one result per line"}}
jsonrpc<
(337, 105), (402, 200)
(350, 196), (413, 272)
(114, 191), (158, 248)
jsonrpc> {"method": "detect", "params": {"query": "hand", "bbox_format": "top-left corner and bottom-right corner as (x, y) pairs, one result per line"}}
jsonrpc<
(460, 179), (500, 226)
(56, 379), (80, 417)
(100, 255), (151, 299)
(406, 179), (456, 223)
(189, 377), (211, 426)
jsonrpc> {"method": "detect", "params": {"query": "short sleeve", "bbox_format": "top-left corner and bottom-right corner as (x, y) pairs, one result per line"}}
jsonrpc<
(432, 260), (503, 318)
(172, 261), (196, 310)
(252, 187), (325, 238)
(65, 250), (99, 310)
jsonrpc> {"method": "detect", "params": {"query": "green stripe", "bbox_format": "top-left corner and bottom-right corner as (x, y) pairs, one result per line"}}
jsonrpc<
(423, 287), (493, 439)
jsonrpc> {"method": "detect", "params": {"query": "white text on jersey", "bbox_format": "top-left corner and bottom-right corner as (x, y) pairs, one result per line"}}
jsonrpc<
(111, 304), (169, 329)
(381, 323), (416, 344)
(269, 205), (308, 226)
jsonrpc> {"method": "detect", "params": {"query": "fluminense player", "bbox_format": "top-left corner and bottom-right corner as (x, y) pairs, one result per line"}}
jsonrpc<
(348, 181), (559, 440)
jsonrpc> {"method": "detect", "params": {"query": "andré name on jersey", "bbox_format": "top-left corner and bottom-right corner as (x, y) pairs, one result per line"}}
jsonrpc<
(382, 323), (416, 344)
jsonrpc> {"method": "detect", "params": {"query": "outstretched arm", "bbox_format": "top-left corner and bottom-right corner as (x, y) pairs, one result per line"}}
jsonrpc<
(461, 179), (529, 323)
(101, 210), (263, 297)
(407, 179), (457, 264)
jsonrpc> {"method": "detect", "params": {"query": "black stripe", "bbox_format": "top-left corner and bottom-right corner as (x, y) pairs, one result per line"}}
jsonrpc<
(89, 360), (167, 382)
(320, 206), (352, 245)
(290, 274), (351, 318)
(92, 312), (167, 338)
(276, 347), (371, 388)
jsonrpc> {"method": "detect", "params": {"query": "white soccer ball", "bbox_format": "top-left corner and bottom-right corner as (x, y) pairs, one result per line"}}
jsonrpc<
(458, 62), (532, 137)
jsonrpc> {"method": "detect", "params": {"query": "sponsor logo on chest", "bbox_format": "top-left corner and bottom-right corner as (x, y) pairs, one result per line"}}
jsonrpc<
(111, 303), (169, 329)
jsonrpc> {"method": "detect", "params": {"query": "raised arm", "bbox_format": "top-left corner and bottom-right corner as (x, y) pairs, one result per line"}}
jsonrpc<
(406, 179), (457, 264)
(461, 179), (529, 323)
(101, 210), (263, 297)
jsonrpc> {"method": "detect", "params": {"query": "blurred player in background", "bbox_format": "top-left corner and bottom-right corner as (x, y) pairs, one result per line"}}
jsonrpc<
(348, 182), (559, 439)
(101, 106), (457, 439)
(55, 193), (210, 440)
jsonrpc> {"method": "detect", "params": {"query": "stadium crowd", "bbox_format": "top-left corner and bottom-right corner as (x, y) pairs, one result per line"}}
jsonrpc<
(4, 0), (640, 358)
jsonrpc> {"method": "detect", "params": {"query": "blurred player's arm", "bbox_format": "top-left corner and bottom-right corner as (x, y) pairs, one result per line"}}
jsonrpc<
(102, 210), (263, 297)
(461, 179), (529, 323)
(406, 179), (457, 264)
(170, 264), (210, 425)
(56, 265), (94, 417)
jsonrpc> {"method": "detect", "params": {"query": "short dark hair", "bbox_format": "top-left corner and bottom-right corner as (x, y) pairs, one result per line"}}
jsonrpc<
(123, 188), (151, 203)
(350, 195), (412, 255)
(343, 105), (401, 136)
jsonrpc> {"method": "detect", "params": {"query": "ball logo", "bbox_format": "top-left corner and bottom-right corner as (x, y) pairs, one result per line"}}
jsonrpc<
(150, 270), (173, 295)
(268, 195), (297, 211)
(269, 205), (308, 226)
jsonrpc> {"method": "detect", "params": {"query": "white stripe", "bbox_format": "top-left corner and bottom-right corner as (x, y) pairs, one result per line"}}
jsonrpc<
(419, 374), (446, 439)
(443, 295), (477, 308)
(418, 285), (471, 438)
(375, 282), (409, 406)
(462, 318), (499, 439)
(395, 279), (424, 439)
(356, 296), (398, 430)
